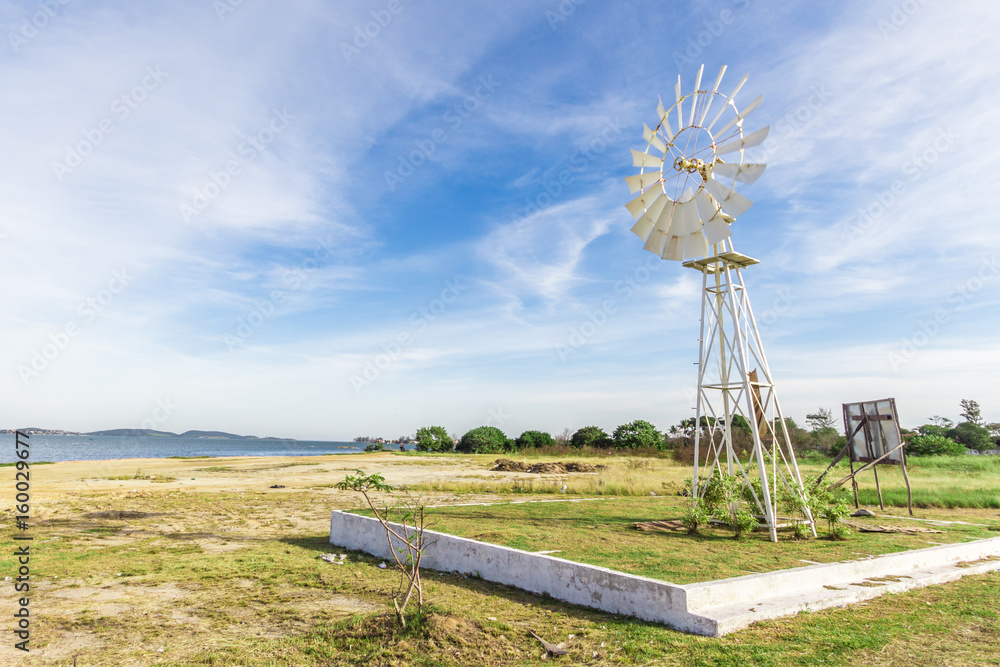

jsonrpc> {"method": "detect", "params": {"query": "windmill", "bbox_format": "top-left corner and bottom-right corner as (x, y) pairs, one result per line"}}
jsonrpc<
(624, 64), (813, 541)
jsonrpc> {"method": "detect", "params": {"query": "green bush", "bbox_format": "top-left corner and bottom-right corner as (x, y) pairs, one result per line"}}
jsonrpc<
(948, 422), (992, 450)
(414, 426), (454, 453)
(612, 420), (663, 450)
(570, 426), (611, 449)
(907, 434), (965, 457)
(456, 426), (509, 454)
(514, 430), (555, 450)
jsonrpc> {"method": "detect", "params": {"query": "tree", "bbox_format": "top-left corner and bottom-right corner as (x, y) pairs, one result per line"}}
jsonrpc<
(514, 430), (555, 450)
(917, 424), (948, 438)
(611, 420), (663, 450)
(456, 426), (509, 454)
(929, 415), (954, 428)
(570, 425), (611, 449)
(907, 434), (964, 457)
(960, 399), (983, 426)
(805, 408), (836, 432)
(414, 426), (454, 453)
(553, 428), (573, 446)
(948, 421), (992, 450)
(335, 470), (429, 628)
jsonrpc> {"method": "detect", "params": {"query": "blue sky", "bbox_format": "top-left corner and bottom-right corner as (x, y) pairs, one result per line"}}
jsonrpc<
(2, 0), (998, 440)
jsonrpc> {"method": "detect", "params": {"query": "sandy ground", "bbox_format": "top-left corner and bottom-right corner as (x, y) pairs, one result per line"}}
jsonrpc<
(25, 452), (489, 498)
(0, 453), (519, 665)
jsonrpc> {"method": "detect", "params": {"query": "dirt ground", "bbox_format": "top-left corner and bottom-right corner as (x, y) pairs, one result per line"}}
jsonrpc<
(0, 453), (543, 665)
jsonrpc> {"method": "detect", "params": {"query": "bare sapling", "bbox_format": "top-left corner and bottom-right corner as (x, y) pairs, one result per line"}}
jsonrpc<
(336, 470), (431, 627)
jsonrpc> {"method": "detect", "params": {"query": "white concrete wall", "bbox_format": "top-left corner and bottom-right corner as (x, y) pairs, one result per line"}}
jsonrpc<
(331, 509), (1000, 637)
(329, 510), (715, 635)
(683, 535), (1000, 611)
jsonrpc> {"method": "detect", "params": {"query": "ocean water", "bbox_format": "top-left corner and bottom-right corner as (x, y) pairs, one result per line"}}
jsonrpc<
(0, 434), (393, 464)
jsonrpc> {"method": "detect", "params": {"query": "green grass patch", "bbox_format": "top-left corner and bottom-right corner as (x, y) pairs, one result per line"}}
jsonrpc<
(356, 495), (994, 584)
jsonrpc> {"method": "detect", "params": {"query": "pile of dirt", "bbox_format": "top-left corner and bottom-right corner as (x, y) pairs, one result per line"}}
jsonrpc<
(490, 460), (601, 474)
(491, 459), (529, 472)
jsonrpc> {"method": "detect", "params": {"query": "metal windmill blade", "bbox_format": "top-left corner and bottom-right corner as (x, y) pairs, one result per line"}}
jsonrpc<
(624, 65), (768, 260)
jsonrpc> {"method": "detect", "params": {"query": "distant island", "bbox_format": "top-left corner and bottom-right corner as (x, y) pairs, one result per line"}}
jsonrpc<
(2, 428), (293, 440)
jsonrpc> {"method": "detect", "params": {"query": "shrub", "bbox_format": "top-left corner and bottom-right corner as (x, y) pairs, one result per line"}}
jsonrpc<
(414, 426), (454, 453)
(612, 420), (664, 450)
(364, 442), (385, 452)
(948, 422), (992, 450)
(570, 426), (611, 449)
(682, 502), (711, 535)
(514, 430), (555, 450)
(456, 426), (509, 454)
(907, 434), (965, 457)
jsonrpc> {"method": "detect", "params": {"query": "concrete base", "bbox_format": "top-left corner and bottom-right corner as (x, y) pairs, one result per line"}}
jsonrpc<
(330, 510), (1000, 637)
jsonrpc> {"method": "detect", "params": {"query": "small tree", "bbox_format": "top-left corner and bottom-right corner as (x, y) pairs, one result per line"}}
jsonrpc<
(553, 428), (573, 446)
(335, 470), (429, 628)
(960, 399), (983, 426)
(805, 407), (836, 432)
(414, 426), (454, 452)
(948, 422), (992, 450)
(456, 426), (508, 454)
(611, 420), (663, 450)
(929, 415), (954, 428)
(514, 430), (555, 450)
(570, 425), (611, 449)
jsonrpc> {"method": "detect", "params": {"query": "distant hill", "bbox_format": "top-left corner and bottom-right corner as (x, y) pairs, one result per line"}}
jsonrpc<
(178, 430), (256, 440)
(7, 427), (296, 440)
(85, 429), (177, 437)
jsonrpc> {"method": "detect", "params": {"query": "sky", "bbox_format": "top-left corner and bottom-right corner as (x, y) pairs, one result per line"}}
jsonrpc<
(1, 0), (998, 441)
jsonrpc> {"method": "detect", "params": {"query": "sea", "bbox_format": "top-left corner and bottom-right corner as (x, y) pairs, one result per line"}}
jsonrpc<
(0, 434), (397, 464)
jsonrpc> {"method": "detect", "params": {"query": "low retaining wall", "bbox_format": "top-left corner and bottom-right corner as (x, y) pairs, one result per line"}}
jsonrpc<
(683, 536), (1000, 611)
(329, 510), (714, 635)
(330, 510), (1000, 637)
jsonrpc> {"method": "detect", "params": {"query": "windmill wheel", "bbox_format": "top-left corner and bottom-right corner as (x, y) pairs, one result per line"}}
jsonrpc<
(625, 64), (769, 261)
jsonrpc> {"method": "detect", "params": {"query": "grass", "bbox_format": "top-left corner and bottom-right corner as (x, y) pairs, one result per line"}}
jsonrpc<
(3, 453), (999, 665)
(359, 495), (995, 584)
(405, 452), (1000, 511)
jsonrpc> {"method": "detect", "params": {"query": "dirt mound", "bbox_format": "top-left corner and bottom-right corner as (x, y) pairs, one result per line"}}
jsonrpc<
(491, 459), (528, 472)
(526, 462), (566, 474)
(491, 460), (600, 474)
